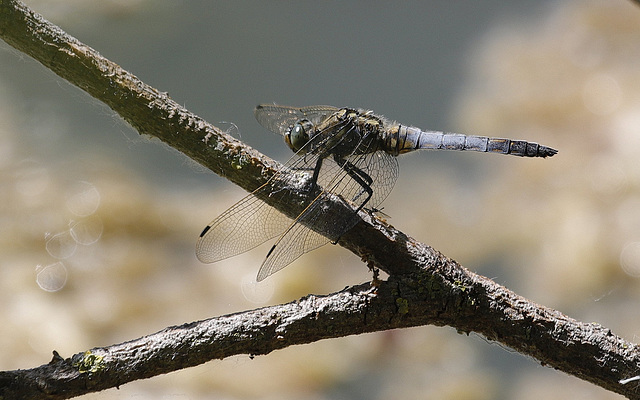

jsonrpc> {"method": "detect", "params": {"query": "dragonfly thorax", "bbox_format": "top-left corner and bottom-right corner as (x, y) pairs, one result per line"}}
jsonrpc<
(307, 108), (387, 159)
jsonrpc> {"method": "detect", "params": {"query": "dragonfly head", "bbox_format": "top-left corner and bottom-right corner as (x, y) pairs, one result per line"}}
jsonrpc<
(285, 120), (313, 153)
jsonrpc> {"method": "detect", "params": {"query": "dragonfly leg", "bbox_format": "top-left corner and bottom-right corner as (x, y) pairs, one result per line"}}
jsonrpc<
(310, 156), (324, 189)
(334, 156), (374, 212)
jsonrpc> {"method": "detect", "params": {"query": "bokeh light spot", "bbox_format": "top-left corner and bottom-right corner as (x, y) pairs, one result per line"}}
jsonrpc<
(45, 230), (77, 259)
(66, 181), (100, 216)
(620, 241), (640, 277)
(35, 262), (68, 292)
(70, 215), (103, 245)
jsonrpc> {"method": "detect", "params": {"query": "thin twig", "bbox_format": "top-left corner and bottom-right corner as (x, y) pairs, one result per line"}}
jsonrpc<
(1, 1), (640, 399)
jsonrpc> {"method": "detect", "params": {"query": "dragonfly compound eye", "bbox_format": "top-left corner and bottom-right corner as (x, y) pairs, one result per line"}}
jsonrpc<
(286, 121), (310, 152)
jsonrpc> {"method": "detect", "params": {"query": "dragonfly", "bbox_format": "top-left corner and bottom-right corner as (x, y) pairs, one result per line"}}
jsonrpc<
(196, 104), (557, 281)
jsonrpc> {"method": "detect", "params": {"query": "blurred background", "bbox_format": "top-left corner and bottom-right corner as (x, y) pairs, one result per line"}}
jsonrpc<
(1, 0), (639, 398)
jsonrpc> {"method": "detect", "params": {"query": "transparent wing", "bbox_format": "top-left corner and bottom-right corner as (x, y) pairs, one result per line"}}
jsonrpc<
(199, 108), (400, 281)
(254, 104), (339, 135)
(196, 145), (321, 264)
(197, 115), (349, 264)
(319, 150), (399, 213)
(195, 188), (295, 264)
(256, 128), (400, 281)
(256, 194), (331, 281)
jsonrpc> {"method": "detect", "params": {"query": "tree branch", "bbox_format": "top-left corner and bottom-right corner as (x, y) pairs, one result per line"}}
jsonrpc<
(1, 0), (640, 398)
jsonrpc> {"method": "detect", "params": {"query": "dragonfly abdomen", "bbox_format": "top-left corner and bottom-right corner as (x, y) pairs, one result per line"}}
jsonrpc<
(390, 125), (557, 158)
